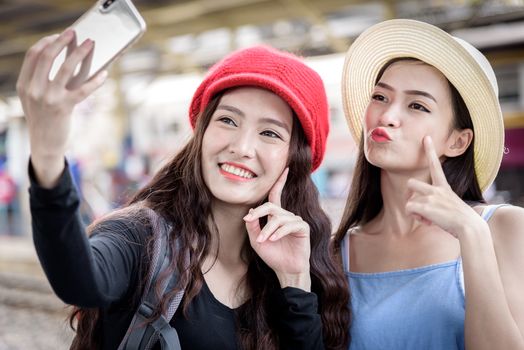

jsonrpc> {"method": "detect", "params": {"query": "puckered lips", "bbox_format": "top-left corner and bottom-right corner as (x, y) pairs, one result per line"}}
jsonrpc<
(370, 127), (392, 143)
(219, 162), (257, 181)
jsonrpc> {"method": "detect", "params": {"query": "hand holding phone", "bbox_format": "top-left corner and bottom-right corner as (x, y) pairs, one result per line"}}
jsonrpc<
(49, 0), (146, 89)
(17, 0), (145, 187)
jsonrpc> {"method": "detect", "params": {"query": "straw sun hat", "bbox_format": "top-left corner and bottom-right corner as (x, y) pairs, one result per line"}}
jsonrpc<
(342, 19), (504, 192)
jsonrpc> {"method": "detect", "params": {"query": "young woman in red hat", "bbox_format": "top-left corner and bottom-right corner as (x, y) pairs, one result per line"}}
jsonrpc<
(18, 30), (349, 349)
(335, 19), (524, 349)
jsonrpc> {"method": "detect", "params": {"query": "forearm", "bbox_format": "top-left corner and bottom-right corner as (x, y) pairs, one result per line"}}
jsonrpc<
(460, 223), (524, 349)
(29, 160), (133, 308)
(31, 202), (107, 307)
(273, 287), (324, 350)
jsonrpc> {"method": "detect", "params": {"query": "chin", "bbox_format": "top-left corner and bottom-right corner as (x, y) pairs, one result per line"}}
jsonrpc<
(366, 148), (406, 168)
(212, 192), (261, 207)
(364, 151), (385, 168)
(366, 155), (398, 171)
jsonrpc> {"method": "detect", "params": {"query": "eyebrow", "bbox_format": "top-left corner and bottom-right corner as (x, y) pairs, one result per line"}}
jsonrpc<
(260, 117), (291, 134)
(376, 82), (437, 103)
(216, 104), (245, 117)
(217, 104), (291, 133)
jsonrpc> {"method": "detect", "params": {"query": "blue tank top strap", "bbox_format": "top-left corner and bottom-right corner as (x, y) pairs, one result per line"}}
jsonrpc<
(456, 257), (466, 299)
(481, 204), (510, 222)
(342, 232), (350, 273)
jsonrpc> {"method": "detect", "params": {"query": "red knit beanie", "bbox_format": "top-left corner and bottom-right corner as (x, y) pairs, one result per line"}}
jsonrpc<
(189, 45), (330, 171)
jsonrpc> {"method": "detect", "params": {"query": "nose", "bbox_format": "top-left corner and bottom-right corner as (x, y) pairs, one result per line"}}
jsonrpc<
(379, 102), (401, 128)
(228, 130), (256, 158)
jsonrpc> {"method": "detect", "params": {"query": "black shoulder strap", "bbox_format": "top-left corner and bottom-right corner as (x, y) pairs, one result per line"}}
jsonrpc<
(117, 208), (186, 350)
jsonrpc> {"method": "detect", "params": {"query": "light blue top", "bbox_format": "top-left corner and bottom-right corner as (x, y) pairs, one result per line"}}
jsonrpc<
(342, 204), (508, 350)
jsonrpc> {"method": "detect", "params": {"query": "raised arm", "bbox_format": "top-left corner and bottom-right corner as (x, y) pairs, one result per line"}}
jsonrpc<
(19, 30), (144, 309)
(17, 29), (106, 188)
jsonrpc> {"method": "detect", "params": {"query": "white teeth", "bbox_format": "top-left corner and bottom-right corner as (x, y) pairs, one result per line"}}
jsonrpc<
(220, 164), (255, 179)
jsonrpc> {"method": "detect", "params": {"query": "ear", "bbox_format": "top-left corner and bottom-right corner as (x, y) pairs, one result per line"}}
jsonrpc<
(444, 128), (473, 157)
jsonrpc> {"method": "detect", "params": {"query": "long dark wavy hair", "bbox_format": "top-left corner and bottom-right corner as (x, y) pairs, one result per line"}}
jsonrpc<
(69, 90), (350, 349)
(333, 58), (485, 246)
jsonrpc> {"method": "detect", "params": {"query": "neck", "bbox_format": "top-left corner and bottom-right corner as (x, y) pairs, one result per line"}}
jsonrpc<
(370, 169), (431, 237)
(207, 201), (250, 265)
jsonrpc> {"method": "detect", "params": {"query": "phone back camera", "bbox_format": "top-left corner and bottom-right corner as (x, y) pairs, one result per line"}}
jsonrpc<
(102, 0), (115, 9)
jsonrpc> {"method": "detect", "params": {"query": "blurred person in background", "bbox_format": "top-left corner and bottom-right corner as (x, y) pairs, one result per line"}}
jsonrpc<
(0, 164), (17, 235)
(334, 19), (524, 350)
(17, 30), (349, 349)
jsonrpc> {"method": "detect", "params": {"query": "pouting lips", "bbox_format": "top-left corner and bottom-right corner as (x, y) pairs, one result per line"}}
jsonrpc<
(370, 127), (392, 141)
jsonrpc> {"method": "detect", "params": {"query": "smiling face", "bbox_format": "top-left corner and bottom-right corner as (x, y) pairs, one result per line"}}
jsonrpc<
(363, 60), (460, 174)
(201, 87), (293, 207)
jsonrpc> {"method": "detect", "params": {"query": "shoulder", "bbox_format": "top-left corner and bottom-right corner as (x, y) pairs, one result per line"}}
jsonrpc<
(484, 205), (524, 261)
(90, 204), (159, 245)
(348, 225), (364, 236)
(487, 205), (524, 235)
(335, 226), (363, 245)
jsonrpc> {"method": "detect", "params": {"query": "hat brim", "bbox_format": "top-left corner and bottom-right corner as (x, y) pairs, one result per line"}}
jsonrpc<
(342, 19), (504, 192)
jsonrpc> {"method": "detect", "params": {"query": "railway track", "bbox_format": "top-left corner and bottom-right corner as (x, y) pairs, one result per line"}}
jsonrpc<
(0, 271), (74, 350)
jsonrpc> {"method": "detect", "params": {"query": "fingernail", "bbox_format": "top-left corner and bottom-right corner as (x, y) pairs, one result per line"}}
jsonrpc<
(63, 29), (74, 38)
(256, 235), (265, 243)
(244, 209), (254, 221)
(81, 39), (93, 49)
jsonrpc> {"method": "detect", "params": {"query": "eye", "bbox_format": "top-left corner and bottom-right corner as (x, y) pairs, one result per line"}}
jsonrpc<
(409, 103), (430, 113)
(260, 130), (283, 139)
(371, 93), (386, 102)
(217, 116), (237, 126)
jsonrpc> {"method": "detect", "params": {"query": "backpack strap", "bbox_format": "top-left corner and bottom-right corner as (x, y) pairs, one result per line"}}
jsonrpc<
(118, 208), (187, 350)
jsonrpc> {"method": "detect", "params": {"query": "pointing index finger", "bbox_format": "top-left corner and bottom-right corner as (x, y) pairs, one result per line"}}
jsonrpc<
(268, 167), (289, 207)
(424, 136), (447, 186)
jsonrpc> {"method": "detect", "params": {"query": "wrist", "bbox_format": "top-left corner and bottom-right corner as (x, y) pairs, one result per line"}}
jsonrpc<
(30, 143), (66, 160)
(30, 154), (66, 189)
(276, 272), (311, 292)
(457, 219), (490, 243)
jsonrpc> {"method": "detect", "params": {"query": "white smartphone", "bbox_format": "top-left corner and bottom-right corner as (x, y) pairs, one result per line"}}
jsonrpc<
(49, 0), (146, 88)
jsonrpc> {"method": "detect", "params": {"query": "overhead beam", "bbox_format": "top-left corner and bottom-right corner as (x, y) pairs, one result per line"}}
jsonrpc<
(142, 0), (271, 26)
(278, 0), (348, 52)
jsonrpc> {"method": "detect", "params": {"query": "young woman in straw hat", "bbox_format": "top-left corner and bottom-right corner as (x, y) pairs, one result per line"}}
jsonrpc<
(18, 30), (349, 349)
(334, 19), (524, 349)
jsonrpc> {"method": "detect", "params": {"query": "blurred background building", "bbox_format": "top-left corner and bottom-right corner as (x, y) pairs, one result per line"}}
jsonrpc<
(1, 0), (524, 348)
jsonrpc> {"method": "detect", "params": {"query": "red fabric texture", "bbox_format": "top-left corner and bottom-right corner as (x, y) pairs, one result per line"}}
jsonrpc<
(189, 45), (330, 171)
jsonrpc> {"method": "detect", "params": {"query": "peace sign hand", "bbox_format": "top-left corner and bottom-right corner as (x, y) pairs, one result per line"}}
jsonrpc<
(406, 136), (483, 239)
(244, 168), (312, 290)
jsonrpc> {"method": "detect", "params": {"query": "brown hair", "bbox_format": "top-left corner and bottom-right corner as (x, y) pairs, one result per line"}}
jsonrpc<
(70, 91), (350, 349)
(333, 57), (484, 247)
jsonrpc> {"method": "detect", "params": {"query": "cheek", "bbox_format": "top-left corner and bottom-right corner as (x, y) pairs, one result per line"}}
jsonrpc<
(363, 106), (376, 134)
(262, 146), (289, 173)
(414, 121), (449, 148)
(202, 128), (227, 155)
